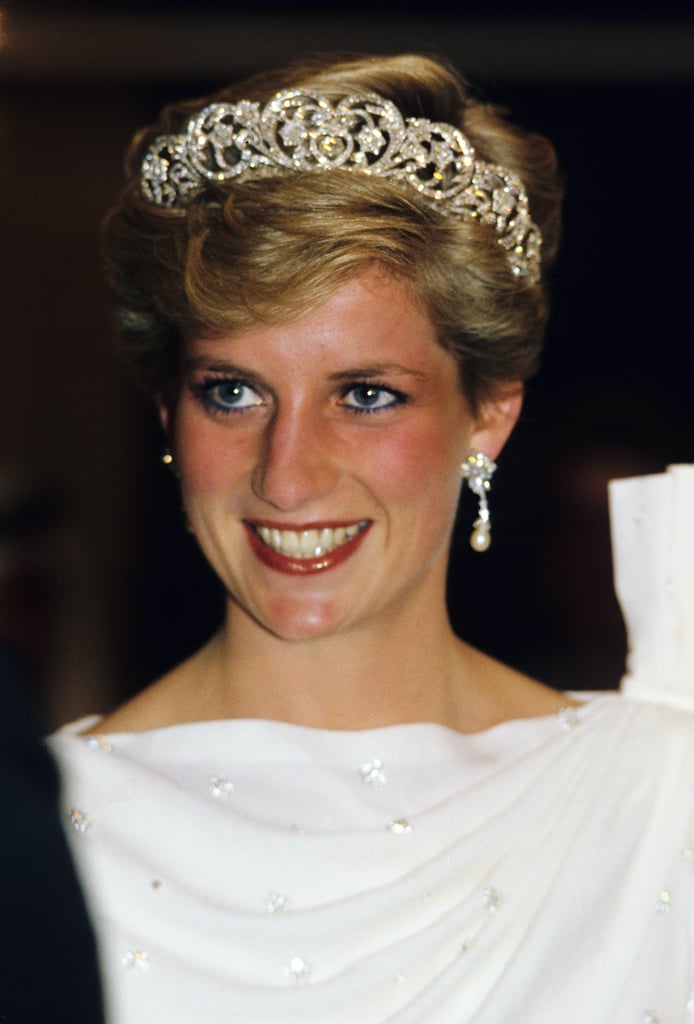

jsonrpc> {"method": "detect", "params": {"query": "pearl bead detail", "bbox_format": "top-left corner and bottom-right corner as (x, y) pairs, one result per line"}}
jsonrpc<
(470, 523), (491, 552)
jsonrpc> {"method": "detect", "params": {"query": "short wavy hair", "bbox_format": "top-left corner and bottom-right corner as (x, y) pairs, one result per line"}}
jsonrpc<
(102, 52), (564, 410)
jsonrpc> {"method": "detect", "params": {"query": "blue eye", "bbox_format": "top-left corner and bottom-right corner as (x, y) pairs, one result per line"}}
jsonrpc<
(342, 384), (405, 412)
(195, 378), (263, 413)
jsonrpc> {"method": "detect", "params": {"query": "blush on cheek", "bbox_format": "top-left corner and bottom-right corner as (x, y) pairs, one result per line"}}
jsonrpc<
(180, 448), (225, 494)
(366, 422), (457, 495)
(176, 422), (253, 495)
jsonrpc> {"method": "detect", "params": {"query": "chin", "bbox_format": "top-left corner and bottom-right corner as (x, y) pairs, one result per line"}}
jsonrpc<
(252, 595), (354, 643)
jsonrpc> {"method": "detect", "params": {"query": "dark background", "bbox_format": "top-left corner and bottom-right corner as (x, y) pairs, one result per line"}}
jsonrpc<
(1, 2), (692, 727)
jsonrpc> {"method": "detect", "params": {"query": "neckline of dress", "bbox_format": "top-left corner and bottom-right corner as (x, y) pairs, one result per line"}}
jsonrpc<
(61, 690), (619, 749)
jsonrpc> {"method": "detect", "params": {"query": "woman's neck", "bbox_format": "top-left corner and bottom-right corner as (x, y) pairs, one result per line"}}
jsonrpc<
(93, 594), (572, 736)
(203, 608), (464, 730)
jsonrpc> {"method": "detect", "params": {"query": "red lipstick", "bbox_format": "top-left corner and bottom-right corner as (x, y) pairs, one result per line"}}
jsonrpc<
(244, 521), (371, 575)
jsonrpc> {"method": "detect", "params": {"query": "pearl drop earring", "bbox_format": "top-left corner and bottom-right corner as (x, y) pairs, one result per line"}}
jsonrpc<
(461, 452), (497, 552)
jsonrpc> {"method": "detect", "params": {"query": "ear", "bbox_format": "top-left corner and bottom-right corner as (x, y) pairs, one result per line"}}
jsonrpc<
(469, 380), (523, 461)
(156, 393), (172, 440)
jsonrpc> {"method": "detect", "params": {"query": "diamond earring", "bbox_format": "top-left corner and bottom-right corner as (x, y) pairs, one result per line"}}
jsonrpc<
(461, 452), (497, 552)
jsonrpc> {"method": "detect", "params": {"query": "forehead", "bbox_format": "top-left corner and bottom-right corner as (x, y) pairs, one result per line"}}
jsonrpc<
(187, 270), (446, 368)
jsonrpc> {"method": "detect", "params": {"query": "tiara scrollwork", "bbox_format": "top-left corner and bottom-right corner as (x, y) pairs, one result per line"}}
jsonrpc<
(139, 89), (542, 282)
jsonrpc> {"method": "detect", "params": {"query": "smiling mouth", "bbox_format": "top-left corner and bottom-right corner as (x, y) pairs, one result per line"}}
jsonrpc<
(252, 521), (369, 559)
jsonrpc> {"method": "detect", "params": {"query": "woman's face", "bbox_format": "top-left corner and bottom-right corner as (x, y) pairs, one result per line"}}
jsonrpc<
(166, 269), (518, 642)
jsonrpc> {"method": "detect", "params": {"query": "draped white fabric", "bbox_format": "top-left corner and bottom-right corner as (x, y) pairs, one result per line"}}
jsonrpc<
(51, 465), (694, 1023)
(610, 464), (694, 711)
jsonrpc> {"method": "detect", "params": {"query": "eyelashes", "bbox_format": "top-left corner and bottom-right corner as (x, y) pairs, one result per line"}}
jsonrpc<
(339, 383), (407, 413)
(192, 378), (264, 414)
(190, 377), (408, 417)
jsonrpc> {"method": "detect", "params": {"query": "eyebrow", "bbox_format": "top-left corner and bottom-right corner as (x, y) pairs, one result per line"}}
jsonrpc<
(326, 364), (430, 382)
(183, 357), (262, 379)
(184, 357), (430, 382)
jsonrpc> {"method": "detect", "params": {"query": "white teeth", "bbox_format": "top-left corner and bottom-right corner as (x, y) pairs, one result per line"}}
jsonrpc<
(299, 529), (320, 558)
(281, 530), (299, 556)
(255, 523), (365, 559)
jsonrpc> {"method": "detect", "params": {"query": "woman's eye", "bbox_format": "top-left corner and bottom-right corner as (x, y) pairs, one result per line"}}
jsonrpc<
(341, 384), (404, 412)
(196, 378), (263, 413)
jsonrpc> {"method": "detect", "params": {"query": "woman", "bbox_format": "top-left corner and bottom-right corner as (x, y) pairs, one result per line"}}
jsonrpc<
(51, 53), (694, 1022)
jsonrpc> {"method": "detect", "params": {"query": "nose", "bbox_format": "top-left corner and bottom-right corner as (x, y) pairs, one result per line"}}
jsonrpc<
(251, 402), (341, 512)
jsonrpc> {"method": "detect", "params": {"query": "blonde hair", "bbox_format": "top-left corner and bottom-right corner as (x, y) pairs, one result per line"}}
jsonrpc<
(102, 53), (563, 409)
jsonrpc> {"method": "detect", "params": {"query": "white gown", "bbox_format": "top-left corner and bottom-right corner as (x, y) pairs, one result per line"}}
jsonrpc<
(50, 465), (694, 1023)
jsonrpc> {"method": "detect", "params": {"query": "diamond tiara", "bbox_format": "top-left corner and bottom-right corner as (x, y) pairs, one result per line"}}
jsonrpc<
(139, 88), (542, 282)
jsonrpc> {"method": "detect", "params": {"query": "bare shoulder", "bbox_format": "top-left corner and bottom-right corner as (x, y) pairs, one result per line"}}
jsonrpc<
(453, 642), (580, 733)
(84, 644), (216, 736)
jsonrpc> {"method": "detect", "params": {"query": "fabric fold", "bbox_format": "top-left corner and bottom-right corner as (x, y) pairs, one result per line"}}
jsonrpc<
(609, 463), (694, 709)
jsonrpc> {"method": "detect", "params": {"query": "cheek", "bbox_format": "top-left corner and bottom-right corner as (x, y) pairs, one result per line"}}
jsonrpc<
(174, 418), (253, 498)
(360, 419), (466, 510)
